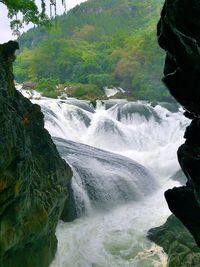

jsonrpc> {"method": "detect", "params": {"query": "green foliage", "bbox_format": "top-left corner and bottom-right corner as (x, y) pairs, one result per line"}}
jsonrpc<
(35, 78), (104, 99)
(1, 0), (65, 35)
(14, 0), (170, 101)
(71, 83), (103, 98)
(36, 77), (59, 91)
(35, 77), (59, 97)
(87, 74), (114, 88)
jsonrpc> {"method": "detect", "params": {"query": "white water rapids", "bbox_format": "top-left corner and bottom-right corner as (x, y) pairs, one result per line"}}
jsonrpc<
(31, 98), (188, 267)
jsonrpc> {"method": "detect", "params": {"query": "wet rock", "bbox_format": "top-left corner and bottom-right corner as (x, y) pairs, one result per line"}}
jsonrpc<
(165, 187), (200, 247)
(157, 0), (200, 250)
(22, 81), (36, 90)
(158, 0), (200, 117)
(0, 41), (72, 267)
(170, 169), (187, 184)
(165, 118), (200, 248)
(148, 215), (200, 267)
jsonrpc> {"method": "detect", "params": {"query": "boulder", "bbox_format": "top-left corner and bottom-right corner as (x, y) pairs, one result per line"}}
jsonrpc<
(148, 215), (200, 267)
(22, 81), (36, 90)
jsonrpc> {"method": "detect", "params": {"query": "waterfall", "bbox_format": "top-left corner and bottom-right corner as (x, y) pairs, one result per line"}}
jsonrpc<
(34, 99), (188, 179)
(55, 138), (158, 218)
(30, 97), (188, 267)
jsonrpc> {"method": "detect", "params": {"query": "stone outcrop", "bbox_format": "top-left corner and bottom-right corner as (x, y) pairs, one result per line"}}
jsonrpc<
(169, 169), (187, 184)
(149, 0), (200, 261)
(148, 215), (200, 267)
(0, 41), (72, 267)
(158, 0), (200, 117)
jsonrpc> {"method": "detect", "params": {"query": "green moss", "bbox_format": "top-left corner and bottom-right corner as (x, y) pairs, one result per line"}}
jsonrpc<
(2, 236), (57, 267)
(148, 215), (200, 267)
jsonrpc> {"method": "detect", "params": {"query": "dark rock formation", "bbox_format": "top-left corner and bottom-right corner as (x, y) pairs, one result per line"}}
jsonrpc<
(165, 186), (200, 247)
(0, 41), (72, 267)
(165, 120), (200, 247)
(149, 0), (200, 263)
(148, 215), (200, 267)
(170, 169), (187, 184)
(158, 0), (200, 117)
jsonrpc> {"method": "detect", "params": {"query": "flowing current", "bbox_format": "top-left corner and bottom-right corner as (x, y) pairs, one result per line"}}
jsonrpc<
(31, 98), (188, 267)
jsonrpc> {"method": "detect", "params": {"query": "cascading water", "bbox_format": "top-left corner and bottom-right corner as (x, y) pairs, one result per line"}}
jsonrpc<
(55, 138), (158, 219)
(31, 97), (189, 267)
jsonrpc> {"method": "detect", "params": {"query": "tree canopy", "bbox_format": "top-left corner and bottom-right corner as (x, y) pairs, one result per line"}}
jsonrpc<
(0, 0), (66, 35)
(15, 0), (171, 101)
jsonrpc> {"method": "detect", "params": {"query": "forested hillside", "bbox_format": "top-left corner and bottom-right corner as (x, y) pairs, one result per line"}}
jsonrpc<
(15, 0), (169, 101)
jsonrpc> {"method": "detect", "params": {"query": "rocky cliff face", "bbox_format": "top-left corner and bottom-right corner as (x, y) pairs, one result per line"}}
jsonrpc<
(0, 41), (72, 267)
(149, 0), (200, 263)
(158, 0), (200, 117)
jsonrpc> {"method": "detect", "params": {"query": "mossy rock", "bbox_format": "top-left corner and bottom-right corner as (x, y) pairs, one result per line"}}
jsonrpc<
(148, 215), (200, 267)
(0, 42), (72, 267)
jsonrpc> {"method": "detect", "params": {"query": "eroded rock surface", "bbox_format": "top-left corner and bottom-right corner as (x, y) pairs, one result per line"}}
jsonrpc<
(0, 41), (72, 267)
(149, 0), (200, 264)
(158, 0), (200, 117)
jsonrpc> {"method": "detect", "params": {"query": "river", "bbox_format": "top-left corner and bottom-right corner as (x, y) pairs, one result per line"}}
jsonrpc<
(31, 97), (188, 267)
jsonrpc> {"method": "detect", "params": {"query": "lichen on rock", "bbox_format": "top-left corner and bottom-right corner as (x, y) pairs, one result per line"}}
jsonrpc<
(0, 41), (72, 267)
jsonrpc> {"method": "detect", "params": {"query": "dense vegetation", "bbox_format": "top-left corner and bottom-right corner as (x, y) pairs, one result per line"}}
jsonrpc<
(14, 0), (170, 101)
(1, 0), (66, 35)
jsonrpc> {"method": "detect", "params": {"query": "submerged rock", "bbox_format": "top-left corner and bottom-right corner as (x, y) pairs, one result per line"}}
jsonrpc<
(0, 41), (72, 267)
(151, 101), (179, 113)
(55, 138), (158, 221)
(111, 102), (161, 123)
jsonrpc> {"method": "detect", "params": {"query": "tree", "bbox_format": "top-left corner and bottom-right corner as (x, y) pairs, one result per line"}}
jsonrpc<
(0, 0), (66, 35)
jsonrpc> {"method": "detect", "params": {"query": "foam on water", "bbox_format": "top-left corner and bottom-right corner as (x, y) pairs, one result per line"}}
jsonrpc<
(35, 99), (188, 178)
(104, 87), (125, 98)
(50, 185), (177, 267)
(31, 97), (188, 267)
(55, 138), (158, 217)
